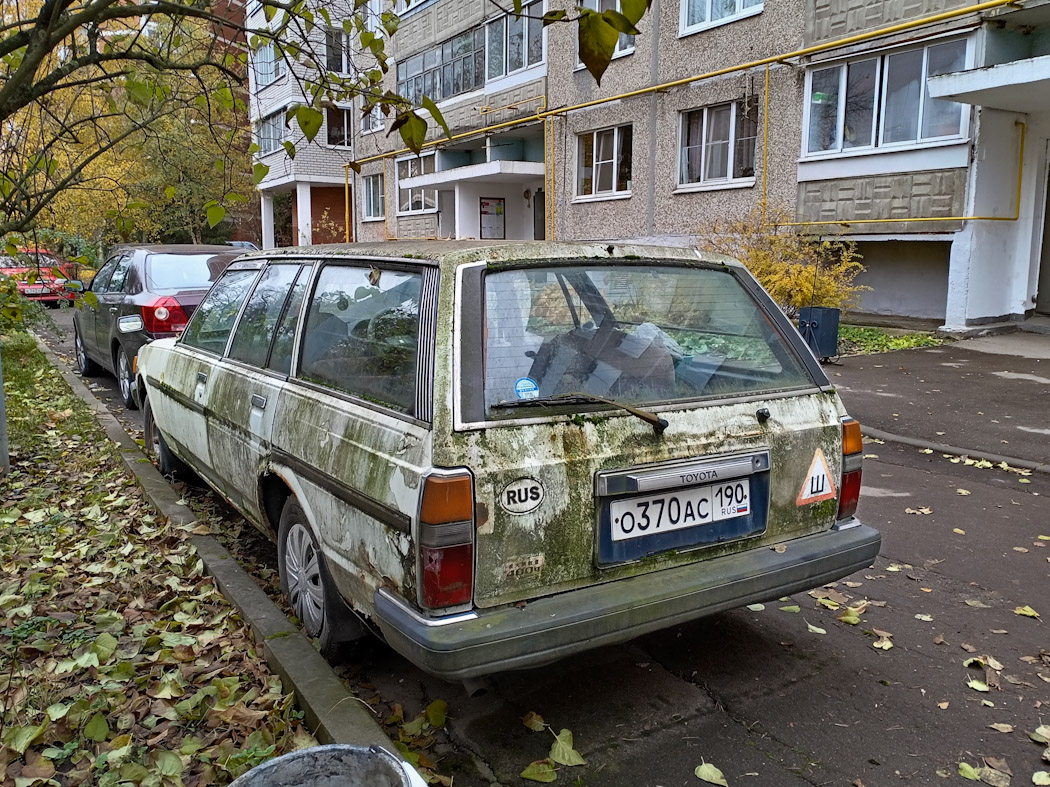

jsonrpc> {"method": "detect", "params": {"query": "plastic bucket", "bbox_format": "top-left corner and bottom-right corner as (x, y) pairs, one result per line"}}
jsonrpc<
(230, 745), (417, 787)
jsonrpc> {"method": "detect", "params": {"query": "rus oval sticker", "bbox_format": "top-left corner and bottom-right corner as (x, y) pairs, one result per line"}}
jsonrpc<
(500, 478), (544, 514)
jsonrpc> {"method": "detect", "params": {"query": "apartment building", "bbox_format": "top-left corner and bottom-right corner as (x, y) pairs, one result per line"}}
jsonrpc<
(248, 0), (1050, 330)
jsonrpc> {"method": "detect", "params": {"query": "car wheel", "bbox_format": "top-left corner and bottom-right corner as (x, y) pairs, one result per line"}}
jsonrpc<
(143, 396), (193, 479)
(116, 347), (138, 410)
(278, 498), (356, 659)
(74, 325), (101, 376)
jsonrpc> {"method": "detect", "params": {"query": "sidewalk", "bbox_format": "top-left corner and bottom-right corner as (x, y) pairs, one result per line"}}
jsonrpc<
(831, 332), (1050, 471)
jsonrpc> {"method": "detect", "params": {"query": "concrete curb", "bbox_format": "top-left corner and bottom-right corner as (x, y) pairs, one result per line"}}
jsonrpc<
(31, 334), (396, 752)
(861, 426), (1050, 476)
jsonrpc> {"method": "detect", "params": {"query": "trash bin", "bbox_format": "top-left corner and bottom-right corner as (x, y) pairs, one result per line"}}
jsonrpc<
(229, 745), (427, 787)
(798, 306), (840, 360)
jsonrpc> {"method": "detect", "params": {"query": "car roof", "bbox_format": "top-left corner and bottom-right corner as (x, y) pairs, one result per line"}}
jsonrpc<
(114, 244), (244, 256)
(234, 240), (742, 270)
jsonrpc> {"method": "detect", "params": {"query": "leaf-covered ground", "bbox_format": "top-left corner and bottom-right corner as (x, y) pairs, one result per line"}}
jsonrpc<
(0, 332), (317, 786)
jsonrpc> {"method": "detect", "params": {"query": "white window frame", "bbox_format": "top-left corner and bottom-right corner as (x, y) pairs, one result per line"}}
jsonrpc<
(363, 174), (385, 220)
(576, 124), (632, 200)
(396, 153), (438, 215)
(325, 27), (352, 74)
(801, 36), (970, 160)
(254, 40), (285, 87)
(361, 96), (383, 134)
(256, 112), (284, 155)
(677, 101), (757, 190)
(486, 0), (545, 83)
(363, 0), (384, 36)
(577, 0), (634, 65)
(680, 0), (763, 38)
(326, 106), (353, 148)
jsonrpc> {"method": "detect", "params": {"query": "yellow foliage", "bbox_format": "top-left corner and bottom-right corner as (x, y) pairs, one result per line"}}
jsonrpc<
(697, 206), (868, 317)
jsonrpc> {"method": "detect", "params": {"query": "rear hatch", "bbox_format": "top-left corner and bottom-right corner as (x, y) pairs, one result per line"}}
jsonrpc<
(443, 259), (844, 609)
(144, 251), (240, 317)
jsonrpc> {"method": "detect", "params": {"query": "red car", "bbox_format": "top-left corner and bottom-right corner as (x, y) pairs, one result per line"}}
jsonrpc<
(0, 249), (78, 305)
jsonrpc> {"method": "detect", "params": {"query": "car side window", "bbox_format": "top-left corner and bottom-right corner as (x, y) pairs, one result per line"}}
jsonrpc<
(227, 264), (302, 368)
(108, 256), (133, 293)
(299, 264), (422, 415)
(179, 269), (259, 356)
(267, 267), (311, 376)
(90, 258), (119, 293)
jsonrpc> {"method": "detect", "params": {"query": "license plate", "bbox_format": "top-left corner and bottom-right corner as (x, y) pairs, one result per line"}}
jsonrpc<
(610, 479), (751, 542)
(24, 287), (49, 295)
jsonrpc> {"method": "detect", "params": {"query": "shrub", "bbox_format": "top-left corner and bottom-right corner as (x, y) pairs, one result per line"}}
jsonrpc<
(696, 206), (868, 318)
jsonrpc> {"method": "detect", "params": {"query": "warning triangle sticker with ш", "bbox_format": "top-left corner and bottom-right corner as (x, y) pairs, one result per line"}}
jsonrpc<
(796, 447), (837, 506)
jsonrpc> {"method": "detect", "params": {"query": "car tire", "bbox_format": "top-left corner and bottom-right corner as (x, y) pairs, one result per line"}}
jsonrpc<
(74, 325), (101, 377)
(278, 498), (361, 660)
(143, 396), (193, 479)
(116, 347), (138, 410)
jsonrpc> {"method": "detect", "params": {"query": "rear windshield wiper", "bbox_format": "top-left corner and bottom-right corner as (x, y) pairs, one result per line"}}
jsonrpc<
(494, 391), (668, 436)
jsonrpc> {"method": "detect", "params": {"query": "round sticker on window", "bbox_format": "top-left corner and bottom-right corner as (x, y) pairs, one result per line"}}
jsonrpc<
(514, 377), (539, 400)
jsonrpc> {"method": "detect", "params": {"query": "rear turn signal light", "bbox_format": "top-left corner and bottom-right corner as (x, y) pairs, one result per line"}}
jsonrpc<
(838, 418), (863, 521)
(142, 297), (189, 334)
(420, 472), (474, 610)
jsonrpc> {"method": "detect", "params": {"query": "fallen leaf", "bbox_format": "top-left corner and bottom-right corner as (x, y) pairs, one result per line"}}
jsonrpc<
(966, 599), (992, 609)
(520, 759), (557, 783)
(915, 613), (933, 622)
(933, 634), (946, 645)
(746, 603), (765, 612)
(954, 528), (967, 535)
(695, 761), (729, 786)
(967, 678), (990, 692)
(958, 762), (980, 780)
(957, 488), (971, 495)
(425, 699), (448, 727)
(982, 700), (996, 708)
(988, 723), (1014, 733)
(806, 621), (826, 635)
(522, 712), (546, 732)
(938, 701), (949, 709)
(1029, 725), (1050, 744)
(549, 728), (586, 767)
(984, 756), (1012, 775)
(905, 507), (933, 515)
(1014, 547), (1030, 553)
(1031, 772), (1050, 786)
(962, 643), (977, 653)
(920, 448), (934, 454)
(779, 604), (800, 613)
(770, 543), (786, 553)
(838, 608), (860, 625)
(976, 765), (1010, 787)
(844, 581), (863, 588)
(1015, 605), (1040, 618)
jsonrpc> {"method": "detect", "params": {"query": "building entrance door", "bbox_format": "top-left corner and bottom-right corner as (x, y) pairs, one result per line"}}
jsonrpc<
(1036, 140), (1050, 315)
(533, 188), (546, 240)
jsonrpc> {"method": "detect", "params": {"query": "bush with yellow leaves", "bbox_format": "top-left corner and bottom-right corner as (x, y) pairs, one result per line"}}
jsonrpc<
(696, 207), (867, 318)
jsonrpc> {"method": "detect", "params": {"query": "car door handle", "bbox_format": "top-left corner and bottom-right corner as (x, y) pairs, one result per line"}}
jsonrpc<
(251, 394), (267, 409)
(197, 371), (208, 384)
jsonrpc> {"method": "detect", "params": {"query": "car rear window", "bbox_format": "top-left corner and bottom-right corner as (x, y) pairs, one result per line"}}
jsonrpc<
(145, 253), (233, 292)
(483, 264), (812, 412)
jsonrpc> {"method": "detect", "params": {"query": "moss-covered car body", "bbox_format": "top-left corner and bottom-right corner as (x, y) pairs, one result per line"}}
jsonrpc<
(137, 241), (880, 680)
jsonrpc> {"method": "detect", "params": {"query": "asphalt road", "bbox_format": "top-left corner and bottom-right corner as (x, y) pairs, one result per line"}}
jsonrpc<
(38, 308), (1050, 786)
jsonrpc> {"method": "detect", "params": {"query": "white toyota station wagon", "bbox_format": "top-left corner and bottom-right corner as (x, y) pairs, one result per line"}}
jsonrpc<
(136, 241), (880, 681)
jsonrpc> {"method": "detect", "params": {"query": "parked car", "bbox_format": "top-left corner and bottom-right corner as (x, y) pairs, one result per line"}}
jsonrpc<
(74, 244), (242, 409)
(135, 241), (881, 682)
(0, 249), (78, 305)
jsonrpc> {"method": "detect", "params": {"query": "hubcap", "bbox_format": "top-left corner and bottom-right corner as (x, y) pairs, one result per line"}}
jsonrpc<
(118, 353), (131, 400)
(284, 522), (324, 636)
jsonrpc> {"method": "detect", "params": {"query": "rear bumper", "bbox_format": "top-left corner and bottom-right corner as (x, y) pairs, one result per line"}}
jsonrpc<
(374, 522), (881, 680)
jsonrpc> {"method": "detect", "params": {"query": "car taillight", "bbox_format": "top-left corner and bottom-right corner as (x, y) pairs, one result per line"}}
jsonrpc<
(142, 297), (189, 334)
(838, 418), (863, 521)
(419, 472), (474, 610)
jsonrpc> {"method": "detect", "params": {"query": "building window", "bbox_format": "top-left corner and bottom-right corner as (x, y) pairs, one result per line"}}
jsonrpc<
(257, 112), (284, 154)
(255, 41), (285, 86)
(363, 0), (384, 35)
(577, 125), (632, 197)
(397, 28), (485, 106)
(363, 174), (385, 219)
(681, 0), (762, 35)
(326, 28), (351, 74)
(805, 38), (967, 156)
(326, 107), (352, 147)
(579, 0), (633, 58)
(487, 0), (544, 81)
(361, 97), (383, 133)
(394, 0), (426, 13)
(397, 154), (437, 213)
(680, 101), (757, 186)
